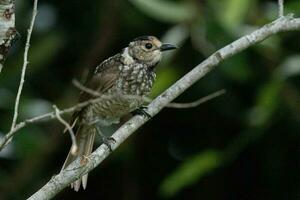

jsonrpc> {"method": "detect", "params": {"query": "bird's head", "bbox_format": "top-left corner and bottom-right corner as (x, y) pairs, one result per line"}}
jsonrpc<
(127, 36), (177, 66)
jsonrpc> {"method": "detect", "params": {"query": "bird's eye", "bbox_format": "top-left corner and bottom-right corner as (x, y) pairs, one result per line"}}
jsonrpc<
(145, 43), (153, 49)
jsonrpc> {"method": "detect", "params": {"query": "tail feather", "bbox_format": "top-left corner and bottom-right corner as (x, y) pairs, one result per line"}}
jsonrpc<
(61, 125), (96, 191)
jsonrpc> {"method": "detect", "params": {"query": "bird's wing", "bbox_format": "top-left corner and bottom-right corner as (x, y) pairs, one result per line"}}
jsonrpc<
(68, 54), (122, 126)
(79, 53), (122, 102)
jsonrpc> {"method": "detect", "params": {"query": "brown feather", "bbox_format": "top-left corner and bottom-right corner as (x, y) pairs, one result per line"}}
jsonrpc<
(62, 54), (121, 191)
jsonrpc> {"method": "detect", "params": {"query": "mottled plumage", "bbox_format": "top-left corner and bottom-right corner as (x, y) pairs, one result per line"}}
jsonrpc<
(61, 36), (176, 191)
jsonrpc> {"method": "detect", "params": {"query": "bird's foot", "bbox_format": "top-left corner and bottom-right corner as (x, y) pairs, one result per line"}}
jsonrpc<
(102, 136), (116, 152)
(95, 126), (116, 152)
(131, 106), (151, 119)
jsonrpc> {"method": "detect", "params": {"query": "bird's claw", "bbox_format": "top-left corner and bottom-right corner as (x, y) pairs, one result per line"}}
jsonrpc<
(102, 136), (116, 152)
(131, 106), (151, 119)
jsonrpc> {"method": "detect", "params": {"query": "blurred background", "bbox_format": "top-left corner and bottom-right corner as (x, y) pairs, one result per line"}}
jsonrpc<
(0, 0), (299, 199)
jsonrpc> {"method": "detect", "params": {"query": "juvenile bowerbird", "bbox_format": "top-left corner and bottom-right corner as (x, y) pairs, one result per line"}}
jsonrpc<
(61, 36), (177, 191)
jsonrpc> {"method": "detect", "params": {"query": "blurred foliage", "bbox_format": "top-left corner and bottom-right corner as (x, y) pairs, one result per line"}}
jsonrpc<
(0, 0), (299, 200)
(129, 0), (197, 23)
(160, 150), (222, 197)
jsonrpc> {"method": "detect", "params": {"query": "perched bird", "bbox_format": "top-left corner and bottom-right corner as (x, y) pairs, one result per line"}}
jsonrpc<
(61, 36), (177, 191)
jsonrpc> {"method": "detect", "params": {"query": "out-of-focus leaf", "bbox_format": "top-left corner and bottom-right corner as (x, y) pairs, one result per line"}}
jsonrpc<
(160, 150), (222, 198)
(160, 25), (189, 64)
(190, 20), (215, 56)
(214, 0), (252, 31)
(21, 98), (52, 119)
(247, 79), (283, 127)
(258, 36), (280, 54)
(286, 1), (300, 16)
(161, 25), (189, 45)
(264, 2), (279, 20)
(150, 66), (180, 98)
(129, 0), (197, 23)
(0, 88), (14, 109)
(28, 33), (64, 71)
(221, 54), (253, 82)
(35, 3), (57, 32)
(14, 127), (45, 158)
(276, 55), (300, 79)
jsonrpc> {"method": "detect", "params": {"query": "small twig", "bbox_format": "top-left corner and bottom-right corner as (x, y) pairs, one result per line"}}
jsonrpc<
(278, 0), (284, 17)
(72, 79), (101, 97)
(0, 92), (143, 150)
(166, 89), (226, 108)
(0, 96), (101, 151)
(73, 78), (225, 109)
(53, 105), (78, 155)
(0, 79), (224, 151)
(7, 0), (38, 146)
(72, 79), (147, 101)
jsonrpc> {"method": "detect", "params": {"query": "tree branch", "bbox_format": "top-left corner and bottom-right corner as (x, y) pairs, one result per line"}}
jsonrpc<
(28, 15), (300, 200)
(278, 0), (284, 17)
(0, 94), (142, 151)
(0, 78), (223, 151)
(0, 0), (17, 73)
(165, 89), (225, 108)
(53, 105), (78, 155)
(6, 0), (38, 148)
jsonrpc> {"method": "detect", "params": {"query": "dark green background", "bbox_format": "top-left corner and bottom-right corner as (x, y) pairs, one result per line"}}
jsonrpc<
(0, 0), (299, 199)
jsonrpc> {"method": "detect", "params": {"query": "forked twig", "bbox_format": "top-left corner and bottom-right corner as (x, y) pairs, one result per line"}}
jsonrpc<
(53, 105), (78, 155)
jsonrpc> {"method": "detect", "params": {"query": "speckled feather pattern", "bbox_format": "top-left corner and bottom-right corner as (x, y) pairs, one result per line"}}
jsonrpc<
(62, 36), (174, 191)
(81, 48), (156, 126)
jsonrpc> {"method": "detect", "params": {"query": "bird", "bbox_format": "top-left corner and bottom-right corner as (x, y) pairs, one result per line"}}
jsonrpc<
(61, 35), (177, 191)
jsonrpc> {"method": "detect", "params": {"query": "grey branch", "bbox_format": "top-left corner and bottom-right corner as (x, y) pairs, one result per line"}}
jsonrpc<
(0, 93), (138, 150)
(73, 78), (225, 108)
(5, 0), (38, 149)
(0, 0), (17, 73)
(28, 15), (300, 200)
(278, 0), (284, 17)
(0, 80), (221, 150)
(166, 89), (225, 108)
(53, 105), (78, 155)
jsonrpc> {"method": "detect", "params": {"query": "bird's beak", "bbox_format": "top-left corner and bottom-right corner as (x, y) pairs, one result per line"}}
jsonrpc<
(160, 43), (177, 51)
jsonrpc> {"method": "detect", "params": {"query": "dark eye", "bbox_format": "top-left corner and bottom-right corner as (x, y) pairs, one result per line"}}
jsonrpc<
(145, 43), (153, 49)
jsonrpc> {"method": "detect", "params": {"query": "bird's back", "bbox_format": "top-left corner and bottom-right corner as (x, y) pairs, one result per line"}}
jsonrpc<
(79, 51), (156, 125)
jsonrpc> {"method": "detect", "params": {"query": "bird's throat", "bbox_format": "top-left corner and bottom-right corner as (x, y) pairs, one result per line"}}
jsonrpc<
(122, 47), (135, 65)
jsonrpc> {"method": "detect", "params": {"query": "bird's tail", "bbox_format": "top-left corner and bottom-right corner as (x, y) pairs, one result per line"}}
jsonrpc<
(61, 125), (96, 191)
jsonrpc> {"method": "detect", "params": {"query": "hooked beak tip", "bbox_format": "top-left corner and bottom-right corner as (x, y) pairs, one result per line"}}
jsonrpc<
(160, 43), (177, 51)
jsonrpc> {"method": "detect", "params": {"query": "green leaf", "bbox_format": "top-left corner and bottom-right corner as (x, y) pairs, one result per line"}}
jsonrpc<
(160, 150), (222, 198)
(129, 0), (197, 23)
(214, 0), (252, 31)
(28, 32), (65, 71)
(150, 66), (180, 98)
(276, 55), (300, 79)
(248, 79), (283, 127)
(220, 54), (253, 82)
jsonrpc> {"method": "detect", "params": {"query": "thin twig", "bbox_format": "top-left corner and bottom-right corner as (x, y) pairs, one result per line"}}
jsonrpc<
(53, 105), (78, 155)
(28, 16), (300, 200)
(166, 89), (226, 108)
(7, 0), (38, 145)
(0, 79), (224, 151)
(0, 92), (146, 150)
(73, 78), (225, 108)
(72, 79), (101, 97)
(0, 96), (102, 150)
(278, 0), (284, 17)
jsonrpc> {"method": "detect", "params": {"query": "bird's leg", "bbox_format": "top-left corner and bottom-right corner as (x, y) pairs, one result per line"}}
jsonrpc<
(95, 125), (116, 152)
(131, 106), (151, 119)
